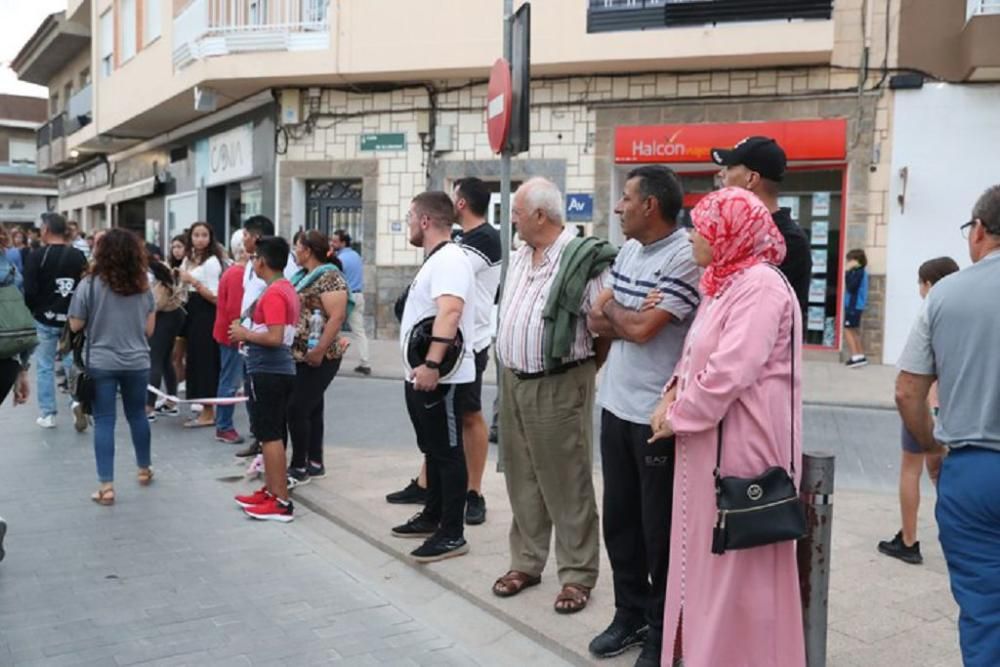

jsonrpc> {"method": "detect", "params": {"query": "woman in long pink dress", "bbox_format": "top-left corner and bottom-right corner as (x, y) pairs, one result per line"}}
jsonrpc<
(650, 187), (805, 667)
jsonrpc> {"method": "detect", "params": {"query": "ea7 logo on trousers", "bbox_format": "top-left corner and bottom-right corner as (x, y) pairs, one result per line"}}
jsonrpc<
(645, 455), (670, 467)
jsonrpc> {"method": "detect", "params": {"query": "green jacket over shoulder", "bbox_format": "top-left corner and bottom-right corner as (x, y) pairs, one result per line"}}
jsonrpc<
(541, 236), (618, 371)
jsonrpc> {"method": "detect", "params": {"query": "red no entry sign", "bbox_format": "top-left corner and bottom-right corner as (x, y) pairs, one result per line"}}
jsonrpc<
(487, 58), (512, 154)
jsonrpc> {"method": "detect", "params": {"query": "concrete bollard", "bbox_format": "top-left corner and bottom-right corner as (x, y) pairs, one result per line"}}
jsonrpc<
(798, 452), (836, 667)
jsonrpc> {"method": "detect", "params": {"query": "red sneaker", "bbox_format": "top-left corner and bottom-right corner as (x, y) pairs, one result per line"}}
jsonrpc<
(216, 429), (246, 444)
(244, 497), (294, 523)
(235, 486), (270, 509)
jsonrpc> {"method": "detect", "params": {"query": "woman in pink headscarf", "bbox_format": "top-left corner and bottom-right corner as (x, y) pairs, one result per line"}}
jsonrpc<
(649, 187), (805, 667)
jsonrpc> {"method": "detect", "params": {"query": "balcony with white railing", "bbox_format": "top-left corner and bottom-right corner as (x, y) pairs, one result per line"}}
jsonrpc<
(968, 0), (1000, 19)
(172, 0), (330, 70)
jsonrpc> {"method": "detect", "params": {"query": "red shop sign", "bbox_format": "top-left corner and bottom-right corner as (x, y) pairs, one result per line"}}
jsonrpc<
(614, 119), (847, 164)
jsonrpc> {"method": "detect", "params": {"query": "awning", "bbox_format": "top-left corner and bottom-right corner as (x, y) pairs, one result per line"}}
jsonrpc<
(106, 176), (158, 205)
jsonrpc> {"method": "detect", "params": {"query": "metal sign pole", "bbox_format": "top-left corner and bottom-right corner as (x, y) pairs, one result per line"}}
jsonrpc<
(496, 0), (513, 473)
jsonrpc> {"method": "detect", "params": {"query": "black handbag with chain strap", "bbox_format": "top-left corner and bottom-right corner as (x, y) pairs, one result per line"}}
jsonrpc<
(710, 269), (807, 555)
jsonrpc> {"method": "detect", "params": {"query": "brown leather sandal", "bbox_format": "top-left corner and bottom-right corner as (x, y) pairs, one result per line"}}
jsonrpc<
(492, 570), (541, 598)
(554, 583), (591, 614)
(137, 468), (154, 486)
(91, 487), (115, 506)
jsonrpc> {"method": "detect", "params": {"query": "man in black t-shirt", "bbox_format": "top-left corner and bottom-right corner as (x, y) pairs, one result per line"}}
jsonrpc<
(712, 137), (812, 315)
(22, 213), (87, 428)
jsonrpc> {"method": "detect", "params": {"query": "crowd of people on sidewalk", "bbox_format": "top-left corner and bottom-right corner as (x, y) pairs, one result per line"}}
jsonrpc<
(0, 134), (998, 667)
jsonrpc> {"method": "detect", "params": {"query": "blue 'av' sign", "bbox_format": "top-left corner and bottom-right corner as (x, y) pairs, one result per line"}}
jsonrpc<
(566, 193), (593, 221)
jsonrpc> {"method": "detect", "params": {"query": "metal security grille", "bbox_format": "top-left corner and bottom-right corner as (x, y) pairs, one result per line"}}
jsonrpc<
(306, 180), (364, 248)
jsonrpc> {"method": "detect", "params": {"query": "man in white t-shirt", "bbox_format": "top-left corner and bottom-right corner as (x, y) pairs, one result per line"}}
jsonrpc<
(384, 178), (501, 526)
(391, 191), (476, 564)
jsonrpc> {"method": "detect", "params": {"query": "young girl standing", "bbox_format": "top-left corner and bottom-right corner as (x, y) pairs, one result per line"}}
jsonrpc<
(878, 256), (960, 564)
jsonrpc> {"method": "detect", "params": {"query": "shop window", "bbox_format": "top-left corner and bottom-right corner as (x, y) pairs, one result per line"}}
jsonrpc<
(306, 180), (364, 251)
(677, 169), (844, 348)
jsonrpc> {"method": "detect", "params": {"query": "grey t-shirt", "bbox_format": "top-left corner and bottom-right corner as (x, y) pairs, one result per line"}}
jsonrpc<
(897, 250), (1000, 451)
(598, 231), (703, 424)
(69, 275), (155, 372)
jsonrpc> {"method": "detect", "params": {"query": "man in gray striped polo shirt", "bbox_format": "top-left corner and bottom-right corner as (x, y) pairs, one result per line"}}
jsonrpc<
(587, 165), (701, 667)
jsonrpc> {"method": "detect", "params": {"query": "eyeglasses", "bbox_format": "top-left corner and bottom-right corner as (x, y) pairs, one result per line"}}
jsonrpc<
(961, 219), (978, 239)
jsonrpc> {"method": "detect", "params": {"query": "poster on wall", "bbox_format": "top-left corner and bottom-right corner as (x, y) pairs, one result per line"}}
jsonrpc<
(807, 307), (826, 331)
(812, 192), (831, 217)
(811, 249), (828, 273)
(823, 317), (836, 347)
(811, 220), (829, 245)
(808, 279), (826, 304)
(777, 196), (800, 220)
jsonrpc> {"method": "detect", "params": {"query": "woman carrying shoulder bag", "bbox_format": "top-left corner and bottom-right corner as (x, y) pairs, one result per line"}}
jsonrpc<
(649, 187), (805, 667)
(68, 229), (156, 506)
(286, 230), (351, 487)
(146, 250), (186, 420)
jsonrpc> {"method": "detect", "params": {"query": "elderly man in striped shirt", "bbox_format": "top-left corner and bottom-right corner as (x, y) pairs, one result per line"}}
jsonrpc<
(491, 177), (617, 615)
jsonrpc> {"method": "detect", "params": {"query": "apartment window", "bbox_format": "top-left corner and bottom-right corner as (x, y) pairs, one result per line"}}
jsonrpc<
(80, 68), (91, 88)
(120, 0), (137, 62)
(49, 93), (60, 116)
(100, 10), (114, 76)
(586, 0), (834, 33)
(63, 82), (74, 108)
(9, 138), (36, 165)
(144, 0), (161, 45)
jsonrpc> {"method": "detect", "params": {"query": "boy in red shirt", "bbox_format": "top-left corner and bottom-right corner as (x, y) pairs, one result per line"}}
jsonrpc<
(213, 257), (247, 444)
(229, 237), (300, 522)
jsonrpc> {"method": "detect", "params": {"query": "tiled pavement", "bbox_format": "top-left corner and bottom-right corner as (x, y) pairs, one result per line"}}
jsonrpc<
(0, 371), (961, 667)
(0, 399), (570, 667)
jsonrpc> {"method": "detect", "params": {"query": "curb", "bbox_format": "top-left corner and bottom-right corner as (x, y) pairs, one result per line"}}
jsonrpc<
(293, 487), (596, 667)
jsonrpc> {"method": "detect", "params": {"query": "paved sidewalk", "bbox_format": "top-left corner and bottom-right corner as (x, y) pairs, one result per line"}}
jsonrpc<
(296, 447), (961, 667)
(339, 339), (899, 409)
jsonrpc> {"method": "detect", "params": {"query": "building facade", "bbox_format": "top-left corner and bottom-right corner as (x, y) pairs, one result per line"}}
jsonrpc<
(13, 0), (1000, 360)
(0, 96), (57, 229)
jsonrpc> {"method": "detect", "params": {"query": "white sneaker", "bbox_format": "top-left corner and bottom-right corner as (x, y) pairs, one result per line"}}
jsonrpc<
(72, 402), (88, 432)
(36, 415), (56, 429)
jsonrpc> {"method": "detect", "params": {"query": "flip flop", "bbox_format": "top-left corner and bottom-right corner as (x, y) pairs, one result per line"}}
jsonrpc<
(183, 419), (215, 429)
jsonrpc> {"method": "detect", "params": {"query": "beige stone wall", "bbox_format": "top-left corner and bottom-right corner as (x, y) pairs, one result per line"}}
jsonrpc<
(276, 1), (900, 356)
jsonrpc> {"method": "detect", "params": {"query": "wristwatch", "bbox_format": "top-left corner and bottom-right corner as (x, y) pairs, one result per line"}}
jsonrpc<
(424, 359), (441, 371)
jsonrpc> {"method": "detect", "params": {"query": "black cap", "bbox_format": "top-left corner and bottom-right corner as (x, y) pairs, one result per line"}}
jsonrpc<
(711, 136), (787, 182)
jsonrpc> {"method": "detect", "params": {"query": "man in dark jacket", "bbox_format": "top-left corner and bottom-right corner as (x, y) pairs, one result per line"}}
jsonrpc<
(712, 137), (812, 315)
(22, 213), (87, 429)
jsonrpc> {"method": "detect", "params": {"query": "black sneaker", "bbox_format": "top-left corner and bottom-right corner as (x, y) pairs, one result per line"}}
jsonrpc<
(287, 467), (310, 489)
(634, 639), (662, 667)
(0, 516), (6, 562)
(355, 365), (372, 376)
(391, 513), (439, 539)
(307, 462), (326, 479)
(846, 356), (869, 369)
(589, 615), (648, 658)
(877, 531), (923, 564)
(386, 478), (427, 505)
(411, 536), (469, 563)
(235, 441), (262, 458)
(156, 403), (180, 416)
(465, 490), (487, 525)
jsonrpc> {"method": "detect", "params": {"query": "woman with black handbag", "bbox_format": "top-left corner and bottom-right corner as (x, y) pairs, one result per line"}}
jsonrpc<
(649, 187), (805, 667)
(68, 229), (156, 506)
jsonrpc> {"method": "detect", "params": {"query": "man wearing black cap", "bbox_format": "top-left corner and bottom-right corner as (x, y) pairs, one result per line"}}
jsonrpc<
(712, 137), (812, 313)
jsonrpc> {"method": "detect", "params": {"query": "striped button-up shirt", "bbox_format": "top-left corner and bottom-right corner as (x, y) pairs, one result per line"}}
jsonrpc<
(497, 227), (607, 373)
